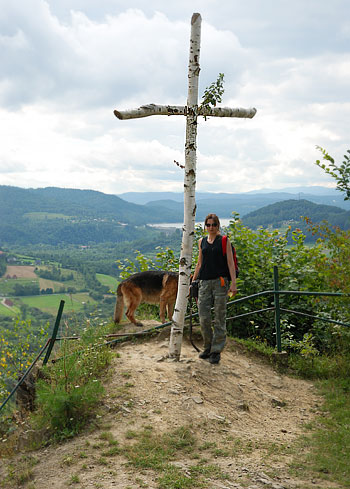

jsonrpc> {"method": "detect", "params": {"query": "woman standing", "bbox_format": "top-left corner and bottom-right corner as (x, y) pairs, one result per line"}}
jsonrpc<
(192, 213), (237, 364)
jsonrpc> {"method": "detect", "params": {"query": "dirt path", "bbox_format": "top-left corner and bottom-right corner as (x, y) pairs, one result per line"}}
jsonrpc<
(0, 323), (337, 489)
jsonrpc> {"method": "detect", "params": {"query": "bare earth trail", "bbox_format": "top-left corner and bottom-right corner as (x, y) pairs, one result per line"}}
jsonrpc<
(1, 321), (337, 489)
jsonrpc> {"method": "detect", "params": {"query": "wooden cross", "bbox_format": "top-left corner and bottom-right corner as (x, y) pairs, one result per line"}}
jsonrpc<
(114, 13), (257, 360)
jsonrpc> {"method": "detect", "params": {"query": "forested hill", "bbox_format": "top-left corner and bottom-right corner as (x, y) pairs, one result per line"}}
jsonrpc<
(0, 186), (180, 246)
(242, 199), (350, 230)
(0, 186), (179, 224)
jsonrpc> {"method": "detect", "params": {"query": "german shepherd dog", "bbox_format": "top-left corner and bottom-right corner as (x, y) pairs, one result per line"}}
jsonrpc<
(114, 271), (178, 327)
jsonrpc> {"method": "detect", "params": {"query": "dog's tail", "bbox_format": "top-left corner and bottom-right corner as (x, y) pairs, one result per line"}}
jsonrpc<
(113, 283), (124, 324)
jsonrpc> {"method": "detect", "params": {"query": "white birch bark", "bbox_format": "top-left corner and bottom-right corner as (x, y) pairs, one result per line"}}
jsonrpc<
(114, 105), (256, 120)
(114, 105), (187, 119)
(168, 13), (202, 360)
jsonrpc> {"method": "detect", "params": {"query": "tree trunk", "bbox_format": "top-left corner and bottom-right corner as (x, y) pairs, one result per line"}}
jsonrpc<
(168, 13), (201, 360)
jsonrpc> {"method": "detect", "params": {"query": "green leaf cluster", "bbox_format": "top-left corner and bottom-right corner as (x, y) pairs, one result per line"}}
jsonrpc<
(116, 247), (179, 280)
(315, 146), (350, 200)
(200, 73), (225, 114)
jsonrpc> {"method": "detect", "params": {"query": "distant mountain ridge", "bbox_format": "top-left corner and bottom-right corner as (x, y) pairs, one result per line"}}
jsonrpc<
(119, 187), (350, 219)
(1, 185), (349, 246)
(0, 186), (180, 225)
(0, 186), (181, 246)
(242, 199), (350, 231)
(120, 186), (340, 204)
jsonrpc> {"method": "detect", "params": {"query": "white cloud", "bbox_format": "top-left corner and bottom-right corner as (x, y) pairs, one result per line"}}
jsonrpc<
(0, 0), (349, 195)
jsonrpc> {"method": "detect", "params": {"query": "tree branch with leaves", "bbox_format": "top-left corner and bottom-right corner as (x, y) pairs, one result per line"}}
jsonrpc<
(315, 146), (350, 201)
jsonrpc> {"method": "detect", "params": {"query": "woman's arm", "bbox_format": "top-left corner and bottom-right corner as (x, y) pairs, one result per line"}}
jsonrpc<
(226, 238), (238, 296)
(192, 238), (203, 281)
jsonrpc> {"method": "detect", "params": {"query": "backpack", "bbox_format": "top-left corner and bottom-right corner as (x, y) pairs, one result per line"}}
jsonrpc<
(221, 235), (239, 278)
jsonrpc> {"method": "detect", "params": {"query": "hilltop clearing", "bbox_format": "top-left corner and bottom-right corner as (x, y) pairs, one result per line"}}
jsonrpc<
(0, 323), (337, 489)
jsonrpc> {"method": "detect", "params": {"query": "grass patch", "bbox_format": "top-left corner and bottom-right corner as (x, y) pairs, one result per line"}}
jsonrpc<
(20, 293), (96, 315)
(121, 426), (230, 488)
(124, 426), (194, 470)
(30, 323), (113, 443)
(292, 377), (350, 487)
(0, 278), (39, 296)
(96, 273), (119, 290)
(1, 455), (38, 488)
(0, 303), (17, 317)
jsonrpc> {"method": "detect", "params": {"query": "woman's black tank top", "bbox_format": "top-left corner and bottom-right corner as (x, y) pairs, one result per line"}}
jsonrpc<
(198, 235), (230, 280)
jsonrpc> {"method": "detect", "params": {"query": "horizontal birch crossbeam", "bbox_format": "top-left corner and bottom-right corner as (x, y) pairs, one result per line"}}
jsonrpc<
(114, 104), (257, 120)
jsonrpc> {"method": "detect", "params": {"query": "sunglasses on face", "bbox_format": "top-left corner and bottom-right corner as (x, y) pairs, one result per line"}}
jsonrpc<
(206, 222), (218, 227)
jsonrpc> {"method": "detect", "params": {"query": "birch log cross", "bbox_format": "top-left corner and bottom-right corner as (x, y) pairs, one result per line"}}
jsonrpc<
(114, 13), (257, 360)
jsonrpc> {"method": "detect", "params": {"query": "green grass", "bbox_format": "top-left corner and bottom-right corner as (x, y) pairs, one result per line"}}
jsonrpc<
(122, 426), (230, 488)
(0, 303), (18, 317)
(292, 377), (350, 487)
(0, 278), (39, 296)
(20, 293), (96, 314)
(96, 273), (118, 290)
(36, 267), (87, 291)
(38, 277), (65, 292)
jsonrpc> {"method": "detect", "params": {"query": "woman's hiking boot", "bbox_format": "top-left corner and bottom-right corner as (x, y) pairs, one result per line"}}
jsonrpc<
(209, 352), (221, 364)
(199, 348), (211, 359)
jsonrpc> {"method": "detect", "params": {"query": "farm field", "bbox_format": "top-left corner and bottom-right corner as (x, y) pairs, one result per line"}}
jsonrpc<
(0, 301), (18, 317)
(5, 265), (37, 278)
(0, 278), (38, 296)
(20, 293), (96, 315)
(0, 260), (117, 322)
(96, 273), (118, 290)
(0, 265), (87, 295)
(38, 278), (65, 292)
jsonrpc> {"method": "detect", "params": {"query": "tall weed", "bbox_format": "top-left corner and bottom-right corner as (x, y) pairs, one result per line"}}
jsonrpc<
(31, 323), (112, 442)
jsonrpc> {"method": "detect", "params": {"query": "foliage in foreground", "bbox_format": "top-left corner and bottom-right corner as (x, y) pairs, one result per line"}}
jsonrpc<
(0, 319), (49, 401)
(30, 322), (113, 442)
(315, 146), (350, 200)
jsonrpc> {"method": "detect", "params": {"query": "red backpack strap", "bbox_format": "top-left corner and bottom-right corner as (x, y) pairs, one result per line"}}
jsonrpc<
(222, 235), (227, 256)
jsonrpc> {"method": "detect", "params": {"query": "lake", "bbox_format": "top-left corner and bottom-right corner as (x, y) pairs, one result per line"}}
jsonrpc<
(148, 218), (233, 229)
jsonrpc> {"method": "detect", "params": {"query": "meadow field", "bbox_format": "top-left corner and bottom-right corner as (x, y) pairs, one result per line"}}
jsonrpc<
(0, 264), (114, 319)
(96, 273), (118, 290)
(20, 293), (96, 315)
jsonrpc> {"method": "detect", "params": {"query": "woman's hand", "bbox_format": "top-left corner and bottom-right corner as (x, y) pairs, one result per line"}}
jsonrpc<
(228, 282), (238, 297)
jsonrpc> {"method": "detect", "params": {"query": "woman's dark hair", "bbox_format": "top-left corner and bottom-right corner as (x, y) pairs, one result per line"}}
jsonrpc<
(204, 213), (220, 229)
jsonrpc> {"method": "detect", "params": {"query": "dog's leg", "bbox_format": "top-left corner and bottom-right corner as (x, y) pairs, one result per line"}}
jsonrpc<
(125, 289), (143, 327)
(167, 301), (175, 321)
(113, 287), (124, 324)
(159, 298), (167, 324)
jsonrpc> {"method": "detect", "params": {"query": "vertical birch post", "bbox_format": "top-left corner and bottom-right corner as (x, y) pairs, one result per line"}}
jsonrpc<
(168, 13), (201, 359)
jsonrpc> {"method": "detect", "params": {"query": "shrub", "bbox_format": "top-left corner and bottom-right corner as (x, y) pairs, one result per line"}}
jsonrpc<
(31, 323), (112, 442)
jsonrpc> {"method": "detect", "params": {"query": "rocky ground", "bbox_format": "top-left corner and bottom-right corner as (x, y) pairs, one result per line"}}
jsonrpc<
(0, 321), (338, 489)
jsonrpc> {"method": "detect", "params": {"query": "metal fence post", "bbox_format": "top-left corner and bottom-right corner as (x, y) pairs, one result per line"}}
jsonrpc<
(43, 300), (65, 365)
(273, 266), (282, 352)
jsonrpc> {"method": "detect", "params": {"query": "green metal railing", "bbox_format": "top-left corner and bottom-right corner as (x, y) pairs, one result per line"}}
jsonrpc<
(226, 266), (350, 352)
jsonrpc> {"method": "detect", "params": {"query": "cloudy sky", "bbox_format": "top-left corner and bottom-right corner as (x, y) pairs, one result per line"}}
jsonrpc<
(1, 0), (349, 195)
